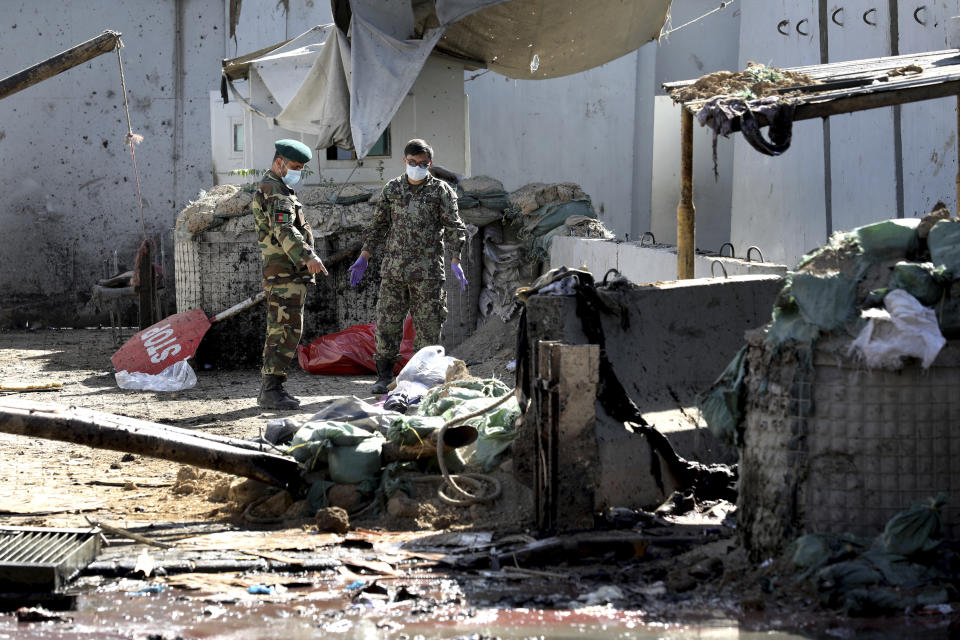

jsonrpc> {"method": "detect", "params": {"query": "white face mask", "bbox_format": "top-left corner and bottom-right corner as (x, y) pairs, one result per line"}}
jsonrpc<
(405, 164), (429, 182)
(282, 169), (301, 187)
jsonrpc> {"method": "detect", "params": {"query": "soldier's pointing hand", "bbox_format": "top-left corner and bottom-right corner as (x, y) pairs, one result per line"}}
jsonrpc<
(306, 257), (328, 276)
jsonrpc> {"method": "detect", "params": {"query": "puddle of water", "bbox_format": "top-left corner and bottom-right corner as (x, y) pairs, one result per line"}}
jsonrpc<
(0, 582), (954, 640)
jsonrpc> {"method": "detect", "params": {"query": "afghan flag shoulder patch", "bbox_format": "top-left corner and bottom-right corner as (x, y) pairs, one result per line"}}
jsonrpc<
(275, 212), (290, 224)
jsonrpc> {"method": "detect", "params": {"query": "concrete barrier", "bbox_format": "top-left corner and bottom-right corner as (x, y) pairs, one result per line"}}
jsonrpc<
(517, 273), (783, 509)
(550, 236), (787, 283)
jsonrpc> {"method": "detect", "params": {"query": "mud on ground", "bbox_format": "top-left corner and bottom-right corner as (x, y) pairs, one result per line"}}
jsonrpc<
(2, 329), (956, 637)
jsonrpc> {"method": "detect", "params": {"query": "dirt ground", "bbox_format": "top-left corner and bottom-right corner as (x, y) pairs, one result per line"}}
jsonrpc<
(2, 328), (958, 638)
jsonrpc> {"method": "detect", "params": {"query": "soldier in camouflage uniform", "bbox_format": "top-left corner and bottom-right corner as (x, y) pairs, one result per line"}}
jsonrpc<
(348, 139), (468, 394)
(252, 139), (328, 409)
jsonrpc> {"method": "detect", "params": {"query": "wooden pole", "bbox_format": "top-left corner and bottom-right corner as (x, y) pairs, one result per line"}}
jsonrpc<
(0, 401), (304, 492)
(0, 31), (121, 101)
(136, 240), (155, 330)
(677, 108), (696, 280)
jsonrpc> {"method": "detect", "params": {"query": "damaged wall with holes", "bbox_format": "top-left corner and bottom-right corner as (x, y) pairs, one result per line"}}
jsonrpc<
(0, 0), (344, 329)
(0, 0), (226, 328)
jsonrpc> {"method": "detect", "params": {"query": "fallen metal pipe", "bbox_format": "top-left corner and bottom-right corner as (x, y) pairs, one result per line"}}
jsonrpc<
(0, 400), (304, 492)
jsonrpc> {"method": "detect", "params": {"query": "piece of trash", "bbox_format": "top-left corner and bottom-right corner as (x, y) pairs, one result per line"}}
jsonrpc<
(16, 607), (73, 623)
(760, 558), (774, 568)
(637, 581), (667, 597)
(346, 580), (366, 590)
(576, 585), (624, 606)
(506, 360), (517, 372)
(129, 584), (165, 596)
(0, 381), (63, 392)
(116, 359), (197, 392)
(248, 584), (275, 595)
(132, 548), (155, 578)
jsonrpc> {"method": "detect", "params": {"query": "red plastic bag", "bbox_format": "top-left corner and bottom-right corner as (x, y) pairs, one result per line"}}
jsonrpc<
(298, 317), (415, 375)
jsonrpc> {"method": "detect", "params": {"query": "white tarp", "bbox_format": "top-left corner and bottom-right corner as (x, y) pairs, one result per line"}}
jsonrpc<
(234, 0), (672, 157)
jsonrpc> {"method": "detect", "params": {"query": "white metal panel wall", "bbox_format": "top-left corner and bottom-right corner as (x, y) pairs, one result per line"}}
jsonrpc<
(899, 0), (960, 218)
(827, 1), (897, 233)
(730, 0), (827, 268)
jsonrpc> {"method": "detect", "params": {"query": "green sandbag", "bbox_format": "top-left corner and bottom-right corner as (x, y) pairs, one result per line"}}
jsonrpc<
(816, 560), (883, 602)
(697, 346), (747, 446)
(889, 261), (945, 306)
(286, 421), (384, 468)
(853, 218), (919, 260)
(928, 219), (960, 274)
(519, 199), (596, 239)
(386, 415), (445, 446)
(879, 493), (947, 556)
(418, 379), (513, 417)
(860, 550), (939, 588)
(460, 206), (503, 226)
(470, 404), (521, 471)
(791, 533), (871, 571)
(458, 195), (480, 209)
(477, 194), (509, 210)
(939, 281), (960, 338)
(789, 271), (857, 330)
(765, 305), (821, 347)
(328, 436), (384, 484)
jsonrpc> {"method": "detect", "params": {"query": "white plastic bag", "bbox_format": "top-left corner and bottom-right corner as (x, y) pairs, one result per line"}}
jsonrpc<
(384, 346), (456, 406)
(848, 289), (946, 369)
(116, 359), (198, 391)
(395, 346), (456, 388)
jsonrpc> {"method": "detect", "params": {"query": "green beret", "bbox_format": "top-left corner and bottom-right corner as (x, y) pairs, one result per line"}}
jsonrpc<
(274, 139), (312, 163)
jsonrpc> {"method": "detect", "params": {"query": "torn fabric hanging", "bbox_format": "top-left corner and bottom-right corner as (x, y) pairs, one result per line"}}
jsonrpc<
(222, 0), (672, 159)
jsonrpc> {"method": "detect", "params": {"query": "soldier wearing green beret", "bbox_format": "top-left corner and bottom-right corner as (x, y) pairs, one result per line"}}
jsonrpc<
(251, 139), (327, 410)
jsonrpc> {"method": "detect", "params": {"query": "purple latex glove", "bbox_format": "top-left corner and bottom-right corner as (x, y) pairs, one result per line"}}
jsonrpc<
(451, 262), (468, 291)
(348, 256), (368, 287)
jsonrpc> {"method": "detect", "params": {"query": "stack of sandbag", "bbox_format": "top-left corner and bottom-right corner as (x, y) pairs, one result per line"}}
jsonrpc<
(175, 184), (252, 236)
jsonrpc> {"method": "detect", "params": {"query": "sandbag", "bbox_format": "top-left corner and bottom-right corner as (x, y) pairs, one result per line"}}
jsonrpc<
(789, 271), (858, 331)
(879, 493), (947, 556)
(853, 218), (919, 261)
(697, 346), (747, 446)
(927, 219), (960, 275)
(889, 261), (945, 306)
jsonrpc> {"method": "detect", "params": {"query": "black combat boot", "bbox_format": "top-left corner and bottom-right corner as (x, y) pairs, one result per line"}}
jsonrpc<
(370, 357), (396, 395)
(258, 374), (300, 410)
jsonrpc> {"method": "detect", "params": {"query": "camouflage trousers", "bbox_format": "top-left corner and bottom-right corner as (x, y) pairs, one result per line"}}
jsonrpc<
(375, 277), (446, 360)
(261, 281), (307, 379)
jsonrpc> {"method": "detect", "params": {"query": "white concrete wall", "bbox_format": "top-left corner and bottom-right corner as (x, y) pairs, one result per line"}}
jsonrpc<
(0, 0), (224, 327)
(550, 236), (786, 285)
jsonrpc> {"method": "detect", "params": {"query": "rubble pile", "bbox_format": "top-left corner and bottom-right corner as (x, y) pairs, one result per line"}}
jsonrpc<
(669, 61), (817, 103)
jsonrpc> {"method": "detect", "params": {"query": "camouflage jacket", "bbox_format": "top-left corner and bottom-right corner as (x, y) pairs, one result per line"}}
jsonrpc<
(252, 170), (318, 286)
(362, 173), (466, 281)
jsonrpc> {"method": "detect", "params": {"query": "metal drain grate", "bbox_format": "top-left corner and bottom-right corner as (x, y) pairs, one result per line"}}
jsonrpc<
(0, 527), (101, 592)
